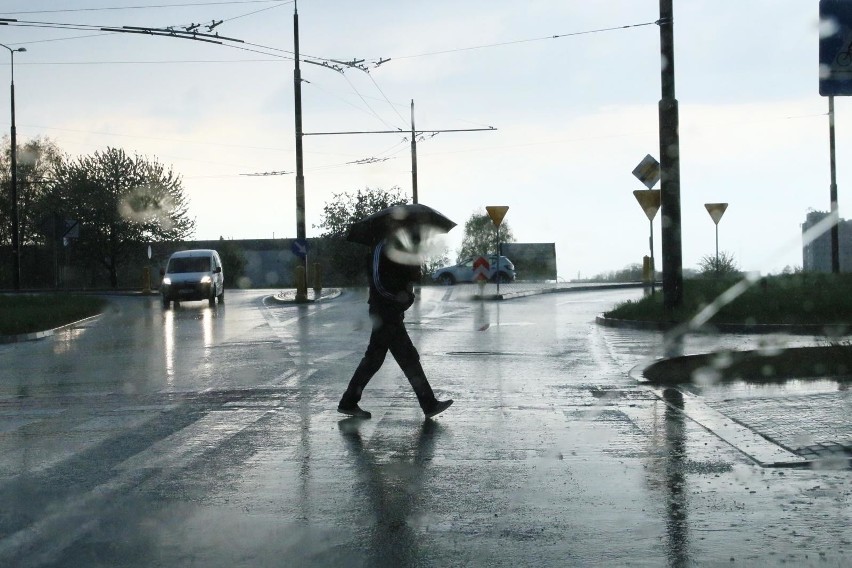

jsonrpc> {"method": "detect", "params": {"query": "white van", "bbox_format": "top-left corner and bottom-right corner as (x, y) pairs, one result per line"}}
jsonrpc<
(160, 249), (224, 308)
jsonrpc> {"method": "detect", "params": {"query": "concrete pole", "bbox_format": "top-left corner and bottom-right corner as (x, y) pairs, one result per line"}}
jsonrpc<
(659, 0), (683, 308)
(829, 96), (840, 273)
(1, 44), (24, 290)
(411, 100), (418, 204)
(293, 3), (307, 301)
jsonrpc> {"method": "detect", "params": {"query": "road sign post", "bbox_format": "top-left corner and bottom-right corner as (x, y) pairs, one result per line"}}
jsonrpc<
(485, 206), (509, 294)
(632, 154), (661, 296)
(473, 256), (490, 296)
(819, 0), (852, 272)
(633, 189), (661, 295)
(704, 203), (728, 270)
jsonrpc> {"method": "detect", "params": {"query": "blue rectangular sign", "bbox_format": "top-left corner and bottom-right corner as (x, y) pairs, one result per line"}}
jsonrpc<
(820, 0), (852, 95)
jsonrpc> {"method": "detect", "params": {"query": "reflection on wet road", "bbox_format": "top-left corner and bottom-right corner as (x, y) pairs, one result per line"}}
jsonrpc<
(0, 288), (849, 566)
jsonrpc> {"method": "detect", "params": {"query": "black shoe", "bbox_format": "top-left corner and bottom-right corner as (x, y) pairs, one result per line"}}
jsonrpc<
(424, 399), (453, 419)
(337, 404), (371, 419)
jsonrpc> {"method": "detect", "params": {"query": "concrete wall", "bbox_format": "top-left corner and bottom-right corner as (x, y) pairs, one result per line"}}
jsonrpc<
(501, 242), (557, 280)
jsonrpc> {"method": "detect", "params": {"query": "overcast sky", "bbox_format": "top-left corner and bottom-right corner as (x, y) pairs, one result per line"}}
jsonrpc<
(0, 1), (841, 278)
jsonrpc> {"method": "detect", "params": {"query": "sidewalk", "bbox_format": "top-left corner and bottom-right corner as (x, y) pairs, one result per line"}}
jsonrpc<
(631, 350), (852, 468)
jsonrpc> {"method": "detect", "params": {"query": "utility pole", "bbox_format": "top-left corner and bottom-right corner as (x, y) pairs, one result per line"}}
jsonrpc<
(829, 96), (840, 273)
(293, 2), (307, 301)
(1, 43), (25, 290)
(410, 100), (418, 204)
(658, 0), (683, 309)
(304, 117), (495, 203)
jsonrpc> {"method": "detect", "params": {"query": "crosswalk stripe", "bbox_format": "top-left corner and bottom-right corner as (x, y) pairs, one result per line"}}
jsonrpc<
(114, 409), (268, 471)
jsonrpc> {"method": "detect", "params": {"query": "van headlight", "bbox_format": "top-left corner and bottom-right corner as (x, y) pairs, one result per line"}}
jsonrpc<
(162, 277), (171, 286)
(200, 275), (212, 283)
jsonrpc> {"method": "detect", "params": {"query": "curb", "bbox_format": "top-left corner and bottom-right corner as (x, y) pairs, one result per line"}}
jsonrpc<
(0, 313), (103, 345)
(473, 282), (645, 301)
(596, 314), (852, 335)
(270, 288), (343, 304)
(628, 356), (811, 468)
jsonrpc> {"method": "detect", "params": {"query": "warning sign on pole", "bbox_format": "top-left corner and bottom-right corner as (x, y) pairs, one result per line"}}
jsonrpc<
(704, 203), (728, 225)
(485, 206), (509, 227)
(473, 256), (490, 282)
(633, 190), (661, 221)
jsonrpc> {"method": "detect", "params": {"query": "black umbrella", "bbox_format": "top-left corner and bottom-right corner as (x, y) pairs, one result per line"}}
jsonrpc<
(346, 203), (456, 245)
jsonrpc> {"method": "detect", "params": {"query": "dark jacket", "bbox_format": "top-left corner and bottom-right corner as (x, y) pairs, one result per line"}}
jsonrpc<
(367, 240), (421, 313)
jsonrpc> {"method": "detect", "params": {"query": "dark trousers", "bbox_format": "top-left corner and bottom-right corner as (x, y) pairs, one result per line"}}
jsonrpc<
(340, 308), (437, 410)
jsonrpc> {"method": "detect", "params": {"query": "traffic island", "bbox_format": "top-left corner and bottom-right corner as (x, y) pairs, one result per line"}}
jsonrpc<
(639, 344), (852, 385)
(272, 288), (342, 304)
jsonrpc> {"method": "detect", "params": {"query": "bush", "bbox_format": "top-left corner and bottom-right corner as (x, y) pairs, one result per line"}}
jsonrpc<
(698, 251), (739, 277)
(604, 273), (852, 326)
(0, 294), (106, 335)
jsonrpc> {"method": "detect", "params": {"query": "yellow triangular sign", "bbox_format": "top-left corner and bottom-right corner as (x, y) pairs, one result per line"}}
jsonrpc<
(633, 190), (661, 221)
(486, 205), (509, 227)
(704, 203), (728, 225)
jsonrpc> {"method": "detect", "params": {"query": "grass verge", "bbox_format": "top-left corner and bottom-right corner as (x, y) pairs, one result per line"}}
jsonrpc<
(642, 345), (852, 384)
(0, 294), (107, 336)
(604, 273), (852, 326)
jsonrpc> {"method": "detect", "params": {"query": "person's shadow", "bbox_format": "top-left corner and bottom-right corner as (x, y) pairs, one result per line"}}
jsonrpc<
(337, 418), (442, 567)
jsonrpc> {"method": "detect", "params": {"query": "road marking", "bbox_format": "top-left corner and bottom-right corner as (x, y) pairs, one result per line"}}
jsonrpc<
(316, 350), (354, 362)
(114, 409), (269, 471)
(0, 469), (152, 568)
(644, 387), (808, 468)
(260, 368), (316, 387)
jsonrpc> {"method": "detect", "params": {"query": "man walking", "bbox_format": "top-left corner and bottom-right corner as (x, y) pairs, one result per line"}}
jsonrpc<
(338, 237), (453, 420)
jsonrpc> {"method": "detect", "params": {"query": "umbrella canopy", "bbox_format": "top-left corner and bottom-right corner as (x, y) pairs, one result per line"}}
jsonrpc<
(346, 203), (456, 245)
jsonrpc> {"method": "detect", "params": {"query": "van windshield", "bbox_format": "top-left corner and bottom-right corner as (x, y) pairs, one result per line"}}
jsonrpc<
(168, 257), (210, 273)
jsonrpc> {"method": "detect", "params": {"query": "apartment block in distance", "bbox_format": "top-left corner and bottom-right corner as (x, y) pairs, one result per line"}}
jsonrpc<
(802, 210), (852, 272)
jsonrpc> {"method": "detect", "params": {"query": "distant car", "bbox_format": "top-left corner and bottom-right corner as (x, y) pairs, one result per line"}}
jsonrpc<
(431, 255), (516, 285)
(160, 249), (224, 308)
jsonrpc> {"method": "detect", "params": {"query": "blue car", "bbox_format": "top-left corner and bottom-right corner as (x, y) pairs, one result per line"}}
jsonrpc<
(431, 255), (516, 285)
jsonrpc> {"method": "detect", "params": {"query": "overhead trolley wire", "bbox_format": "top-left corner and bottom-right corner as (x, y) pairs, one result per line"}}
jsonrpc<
(0, 1), (292, 16)
(377, 20), (659, 64)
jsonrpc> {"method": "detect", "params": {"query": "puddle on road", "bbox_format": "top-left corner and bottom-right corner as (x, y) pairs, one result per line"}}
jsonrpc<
(682, 377), (850, 400)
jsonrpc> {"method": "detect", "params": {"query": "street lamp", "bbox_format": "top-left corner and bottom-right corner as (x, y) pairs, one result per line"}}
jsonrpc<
(1, 43), (25, 291)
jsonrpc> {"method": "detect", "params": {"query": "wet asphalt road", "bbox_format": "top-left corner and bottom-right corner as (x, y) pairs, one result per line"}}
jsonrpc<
(0, 287), (850, 567)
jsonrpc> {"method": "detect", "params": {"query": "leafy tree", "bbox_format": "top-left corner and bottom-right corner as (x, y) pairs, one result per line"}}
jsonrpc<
(589, 263), (645, 282)
(457, 209), (515, 262)
(315, 186), (409, 238)
(314, 186), (409, 284)
(48, 147), (195, 287)
(0, 136), (65, 248)
(698, 251), (740, 277)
